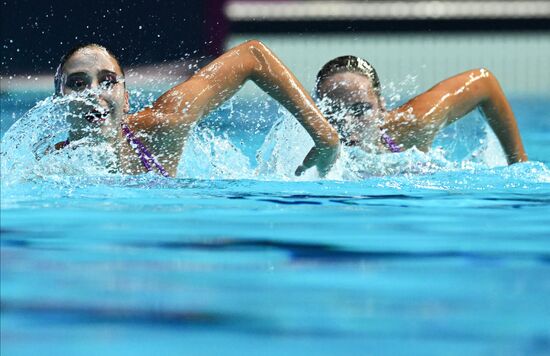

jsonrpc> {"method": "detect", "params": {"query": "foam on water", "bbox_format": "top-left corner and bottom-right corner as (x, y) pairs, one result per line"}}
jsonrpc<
(252, 110), (518, 181)
(179, 127), (254, 180)
(1, 89), (548, 189)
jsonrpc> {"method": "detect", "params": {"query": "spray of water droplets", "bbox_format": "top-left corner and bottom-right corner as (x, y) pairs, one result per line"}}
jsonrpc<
(1, 79), (549, 190)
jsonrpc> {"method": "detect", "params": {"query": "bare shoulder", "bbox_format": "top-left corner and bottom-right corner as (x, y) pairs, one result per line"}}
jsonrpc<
(125, 108), (154, 131)
(392, 68), (496, 121)
(427, 68), (494, 92)
(383, 68), (497, 150)
(127, 104), (196, 133)
(122, 108), (190, 171)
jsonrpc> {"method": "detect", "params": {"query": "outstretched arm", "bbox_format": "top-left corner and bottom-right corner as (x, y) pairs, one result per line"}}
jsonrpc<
(389, 68), (527, 164)
(133, 40), (339, 176)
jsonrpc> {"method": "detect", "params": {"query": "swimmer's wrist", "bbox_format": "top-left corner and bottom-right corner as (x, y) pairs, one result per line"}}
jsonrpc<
(315, 138), (340, 151)
(312, 126), (340, 149)
(508, 150), (528, 164)
(293, 101), (340, 149)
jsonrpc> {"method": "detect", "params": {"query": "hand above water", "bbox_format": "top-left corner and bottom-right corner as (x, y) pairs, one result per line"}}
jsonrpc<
(295, 143), (340, 178)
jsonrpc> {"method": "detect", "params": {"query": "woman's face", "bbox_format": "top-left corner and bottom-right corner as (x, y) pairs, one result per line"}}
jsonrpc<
(318, 71), (384, 146)
(60, 46), (129, 137)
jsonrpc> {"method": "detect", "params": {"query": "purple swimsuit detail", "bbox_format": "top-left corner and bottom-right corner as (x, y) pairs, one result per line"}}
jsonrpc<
(380, 131), (402, 153)
(121, 123), (170, 177)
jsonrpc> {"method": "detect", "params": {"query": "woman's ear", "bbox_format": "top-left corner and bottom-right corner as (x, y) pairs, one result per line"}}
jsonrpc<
(123, 90), (130, 113)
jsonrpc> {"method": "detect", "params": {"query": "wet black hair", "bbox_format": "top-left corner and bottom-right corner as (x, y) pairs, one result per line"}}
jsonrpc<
(315, 55), (381, 99)
(54, 43), (125, 95)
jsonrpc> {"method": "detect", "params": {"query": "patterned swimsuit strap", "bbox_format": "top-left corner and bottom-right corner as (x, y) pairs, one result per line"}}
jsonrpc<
(380, 131), (402, 153)
(120, 123), (170, 177)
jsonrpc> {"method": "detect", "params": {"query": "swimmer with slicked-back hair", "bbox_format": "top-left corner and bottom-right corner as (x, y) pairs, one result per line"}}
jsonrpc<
(53, 41), (340, 177)
(307, 55), (527, 173)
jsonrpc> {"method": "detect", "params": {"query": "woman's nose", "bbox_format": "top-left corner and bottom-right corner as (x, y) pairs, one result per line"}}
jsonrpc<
(88, 78), (100, 90)
(87, 80), (109, 99)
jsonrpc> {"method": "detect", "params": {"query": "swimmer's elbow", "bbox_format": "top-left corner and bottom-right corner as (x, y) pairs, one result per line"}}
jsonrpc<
(457, 68), (501, 103)
(243, 39), (274, 62)
(244, 39), (267, 51)
(475, 68), (500, 86)
(474, 68), (507, 102)
(466, 67), (493, 76)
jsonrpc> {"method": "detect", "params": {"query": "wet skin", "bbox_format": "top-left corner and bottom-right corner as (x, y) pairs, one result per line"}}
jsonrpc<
(60, 42), (340, 177)
(317, 72), (386, 151)
(317, 69), (528, 164)
(61, 47), (129, 140)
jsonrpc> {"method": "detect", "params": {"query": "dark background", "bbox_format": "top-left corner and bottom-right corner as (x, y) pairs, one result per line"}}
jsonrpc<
(1, 0), (228, 74)
(3, 0), (549, 75)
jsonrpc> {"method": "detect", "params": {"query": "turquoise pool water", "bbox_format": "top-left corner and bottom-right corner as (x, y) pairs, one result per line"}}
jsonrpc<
(1, 92), (550, 355)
